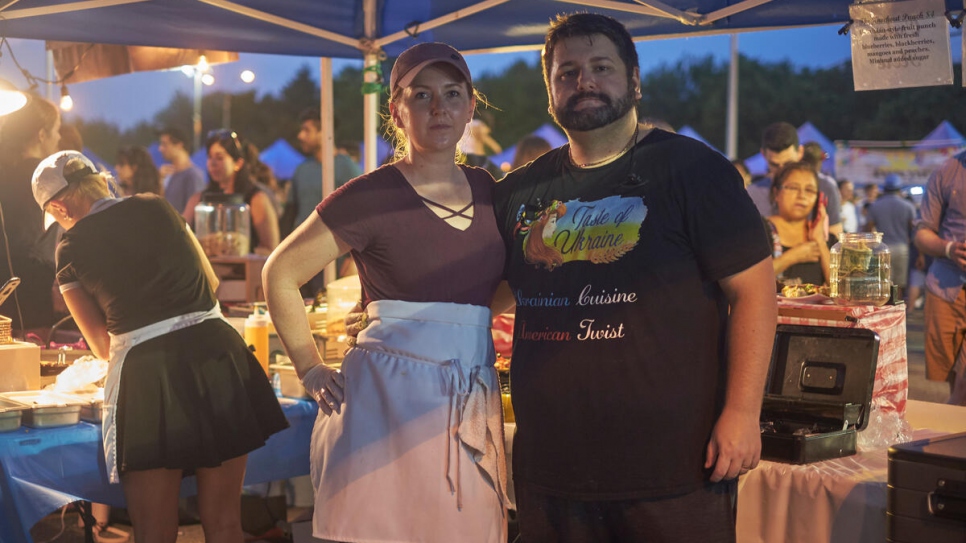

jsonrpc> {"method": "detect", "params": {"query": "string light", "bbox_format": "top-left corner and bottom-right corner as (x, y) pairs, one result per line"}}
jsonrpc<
(59, 84), (73, 111)
(0, 77), (27, 116)
(240, 69), (255, 83)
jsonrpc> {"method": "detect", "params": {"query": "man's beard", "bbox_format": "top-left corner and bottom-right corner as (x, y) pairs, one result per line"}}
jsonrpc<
(551, 83), (638, 132)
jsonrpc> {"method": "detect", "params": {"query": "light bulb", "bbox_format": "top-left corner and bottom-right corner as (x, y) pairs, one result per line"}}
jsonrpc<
(59, 85), (73, 111)
(202, 74), (215, 86)
(197, 55), (209, 72)
(0, 78), (27, 116)
(240, 70), (255, 83)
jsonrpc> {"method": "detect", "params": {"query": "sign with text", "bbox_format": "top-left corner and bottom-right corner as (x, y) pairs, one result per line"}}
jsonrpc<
(833, 142), (964, 186)
(850, 0), (952, 90)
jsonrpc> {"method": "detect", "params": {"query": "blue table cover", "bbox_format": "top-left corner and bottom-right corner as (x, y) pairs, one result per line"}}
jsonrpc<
(0, 397), (317, 543)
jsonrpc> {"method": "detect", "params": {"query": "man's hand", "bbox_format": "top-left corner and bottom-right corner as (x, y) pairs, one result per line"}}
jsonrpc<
(948, 240), (966, 271)
(704, 407), (762, 482)
(786, 241), (821, 264)
(301, 364), (345, 415)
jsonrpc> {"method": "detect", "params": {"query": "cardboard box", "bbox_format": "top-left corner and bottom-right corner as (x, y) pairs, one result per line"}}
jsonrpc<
(0, 341), (40, 392)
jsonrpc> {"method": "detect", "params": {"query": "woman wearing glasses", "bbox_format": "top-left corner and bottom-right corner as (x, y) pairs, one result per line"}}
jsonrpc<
(184, 130), (280, 255)
(31, 150), (288, 543)
(264, 43), (507, 542)
(766, 161), (833, 285)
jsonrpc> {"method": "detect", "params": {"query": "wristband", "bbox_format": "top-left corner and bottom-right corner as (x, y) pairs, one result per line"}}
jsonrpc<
(945, 241), (954, 259)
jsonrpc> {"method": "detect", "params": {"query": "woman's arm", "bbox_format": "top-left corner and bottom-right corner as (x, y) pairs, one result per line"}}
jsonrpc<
(250, 191), (281, 255)
(183, 192), (201, 226)
(62, 288), (110, 360)
(263, 214), (349, 378)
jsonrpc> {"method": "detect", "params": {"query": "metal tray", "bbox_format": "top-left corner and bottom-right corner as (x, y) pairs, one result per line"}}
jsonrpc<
(0, 391), (84, 428)
(0, 397), (26, 432)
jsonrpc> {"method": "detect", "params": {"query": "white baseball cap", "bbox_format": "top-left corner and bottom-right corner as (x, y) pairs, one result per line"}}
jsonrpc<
(31, 150), (98, 229)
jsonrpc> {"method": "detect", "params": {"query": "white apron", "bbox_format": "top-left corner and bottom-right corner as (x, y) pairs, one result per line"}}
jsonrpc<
(311, 300), (507, 543)
(102, 304), (225, 483)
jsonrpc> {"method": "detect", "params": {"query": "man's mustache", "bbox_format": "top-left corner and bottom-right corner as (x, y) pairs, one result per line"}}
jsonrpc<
(566, 92), (612, 109)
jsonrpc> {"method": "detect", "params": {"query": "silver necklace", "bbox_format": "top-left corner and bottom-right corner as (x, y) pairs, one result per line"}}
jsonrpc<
(569, 123), (640, 169)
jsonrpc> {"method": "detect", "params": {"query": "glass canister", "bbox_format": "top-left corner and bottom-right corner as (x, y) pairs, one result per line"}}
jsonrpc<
(830, 232), (891, 306)
(194, 193), (251, 257)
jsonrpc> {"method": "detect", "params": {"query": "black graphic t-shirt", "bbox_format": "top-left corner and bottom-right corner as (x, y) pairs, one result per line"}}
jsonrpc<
(493, 129), (770, 499)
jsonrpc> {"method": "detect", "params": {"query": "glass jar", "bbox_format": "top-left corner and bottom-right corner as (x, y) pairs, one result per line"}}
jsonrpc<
(194, 193), (251, 257)
(830, 232), (891, 306)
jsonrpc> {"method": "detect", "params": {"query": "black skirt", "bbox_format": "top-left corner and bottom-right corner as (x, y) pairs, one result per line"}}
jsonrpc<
(114, 318), (289, 474)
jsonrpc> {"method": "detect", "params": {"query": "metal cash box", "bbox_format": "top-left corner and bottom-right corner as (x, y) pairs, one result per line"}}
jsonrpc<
(888, 432), (966, 543)
(759, 325), (880, 464)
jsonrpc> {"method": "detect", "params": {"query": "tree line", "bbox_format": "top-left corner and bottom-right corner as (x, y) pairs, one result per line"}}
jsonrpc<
(74, 55), (966, 167)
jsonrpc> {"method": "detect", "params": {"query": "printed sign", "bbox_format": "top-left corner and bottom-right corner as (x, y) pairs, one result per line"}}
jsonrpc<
(833, 141), (964, 186)
(850, 0), (952, 90)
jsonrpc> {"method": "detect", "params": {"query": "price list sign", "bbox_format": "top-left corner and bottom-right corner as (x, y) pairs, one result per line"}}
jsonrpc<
(850, 0), (952, 91)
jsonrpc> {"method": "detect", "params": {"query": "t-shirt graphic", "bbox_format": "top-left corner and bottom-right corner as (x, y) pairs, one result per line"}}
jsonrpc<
(514, 195), (645, 271)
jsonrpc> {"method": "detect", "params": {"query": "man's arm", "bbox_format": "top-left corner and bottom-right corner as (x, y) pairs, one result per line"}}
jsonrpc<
(706, 256), (776, 482)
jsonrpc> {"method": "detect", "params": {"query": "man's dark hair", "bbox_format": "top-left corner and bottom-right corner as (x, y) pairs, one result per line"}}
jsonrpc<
(542, 13), (639, 90)
(761, 122), (799, 153)
(298, 108), (320, 129)
(159, 127), (188, 147)
(801, 141), (827, 173)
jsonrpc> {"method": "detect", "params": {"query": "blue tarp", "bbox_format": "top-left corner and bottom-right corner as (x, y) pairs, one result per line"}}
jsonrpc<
(7, 1), (958, 60)
(260, 139), (306, 180)
(147, 142), (164, 168)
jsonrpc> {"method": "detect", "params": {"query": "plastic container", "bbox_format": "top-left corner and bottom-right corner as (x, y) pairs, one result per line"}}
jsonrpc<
(244, 312), (270, 376)
(325, 275), (361, 327)
(194, 193), (251, 256)
(269, 363), (308, 399)
(830, 232), (891, 306)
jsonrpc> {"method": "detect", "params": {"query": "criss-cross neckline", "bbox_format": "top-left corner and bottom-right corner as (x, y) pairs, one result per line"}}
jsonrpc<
(417, 195), (474, 220)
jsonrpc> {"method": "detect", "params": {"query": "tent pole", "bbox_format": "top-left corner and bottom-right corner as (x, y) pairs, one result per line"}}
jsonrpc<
(363, 52), (379, 174)
(726, 33), (738, 159)
(321, 57), (337, 286)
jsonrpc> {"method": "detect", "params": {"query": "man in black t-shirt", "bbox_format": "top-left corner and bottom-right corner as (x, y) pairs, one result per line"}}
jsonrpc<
(492, 14), (777, 542)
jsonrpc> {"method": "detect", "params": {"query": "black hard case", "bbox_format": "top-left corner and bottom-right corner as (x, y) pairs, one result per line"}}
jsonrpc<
(887, 432), (966, 543)
(759, 324), (880, 464)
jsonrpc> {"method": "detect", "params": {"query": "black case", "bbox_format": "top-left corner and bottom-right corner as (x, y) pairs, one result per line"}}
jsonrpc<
(887, 432), (966, 543)
(759, 324), (880, 464)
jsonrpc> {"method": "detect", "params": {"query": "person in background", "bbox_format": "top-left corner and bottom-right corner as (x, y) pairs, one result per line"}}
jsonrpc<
(491, 13), (775, 541)
(915, 149), (966, 405)
(242, 141), (283, 216)
(33, 150), (287, 543)
(765, 162), (833, 286)
(0, 93), (62, 333)
(866, 173), (916, 301)
(858, 182), (880, 231)
(115, 146), (162, 196)
(460, 114), (503, 178)
(732, 159), (752, 189)
(838, 179), (859, 233)
(509, 135), (552, 172)
(184, 130), (280, 255)
(157, 127), (205, 215)
(746, 123), (843, 236)
(264, 42), (508, 543)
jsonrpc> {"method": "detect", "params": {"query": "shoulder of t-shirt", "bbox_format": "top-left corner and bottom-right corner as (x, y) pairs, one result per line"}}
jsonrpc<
(460, 163), (496, 186)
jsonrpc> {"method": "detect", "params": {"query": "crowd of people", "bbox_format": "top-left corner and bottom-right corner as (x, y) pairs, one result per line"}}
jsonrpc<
(1, 9), (964, 543)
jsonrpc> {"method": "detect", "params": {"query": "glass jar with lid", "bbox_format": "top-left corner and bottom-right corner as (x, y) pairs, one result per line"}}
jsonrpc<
(830, 232), (891, 306)
(194, 193), (251, 257)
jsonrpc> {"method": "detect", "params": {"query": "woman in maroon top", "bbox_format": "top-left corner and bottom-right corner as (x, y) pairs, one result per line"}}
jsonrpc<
(264, 43), (507, 542)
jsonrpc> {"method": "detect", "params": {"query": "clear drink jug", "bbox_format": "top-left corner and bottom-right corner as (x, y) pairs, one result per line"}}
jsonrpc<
(830, 232), (891, 306)
(194, 193), (251, 256)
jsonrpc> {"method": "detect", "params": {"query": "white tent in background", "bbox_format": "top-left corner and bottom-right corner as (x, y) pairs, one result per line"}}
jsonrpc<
(913, 121), (965, 150)
(677, 125), (723, 155)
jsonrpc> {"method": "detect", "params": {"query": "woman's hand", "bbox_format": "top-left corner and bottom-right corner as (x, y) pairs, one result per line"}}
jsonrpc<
(301, 364), (345, 415)
(785, 241), (821, 264)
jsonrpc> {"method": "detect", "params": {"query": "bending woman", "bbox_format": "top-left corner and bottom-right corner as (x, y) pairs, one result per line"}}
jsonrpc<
(264, 43), (508, 543)
(32, 151), (288, 543)
(765, 161), (834, 285)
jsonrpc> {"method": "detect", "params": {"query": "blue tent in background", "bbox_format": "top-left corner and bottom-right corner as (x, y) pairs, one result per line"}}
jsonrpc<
(191, 148), (207, 172)
(359, 138), (395, 169)
(913, 121), (965, 149)
(677, 125), (723, 155)
(147, 142), (164, 167)
(260, 139), (305, 180)
(491, 123), (568, 169)
(83, 147), (113, 173)
(744, 122), (835, 176)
